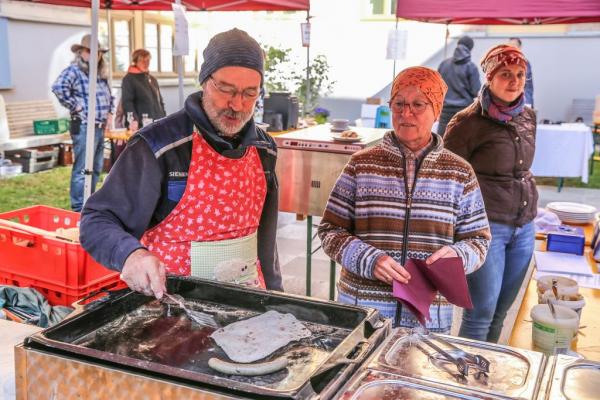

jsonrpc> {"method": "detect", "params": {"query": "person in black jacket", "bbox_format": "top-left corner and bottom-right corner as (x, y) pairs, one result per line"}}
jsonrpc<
(80, 29), (282, 299)
(437, 36), (481, 136)
(121, 49), (166, 130)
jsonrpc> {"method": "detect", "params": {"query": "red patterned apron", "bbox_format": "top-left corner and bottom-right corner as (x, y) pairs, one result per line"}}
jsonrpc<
(141, 131), (267, 286)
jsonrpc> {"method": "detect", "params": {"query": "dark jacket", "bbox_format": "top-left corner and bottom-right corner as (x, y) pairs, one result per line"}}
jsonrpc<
(438, 44), (481, 108)
(444, 100), (538, 227)
(80, 91), (283, 290)
(121, 67), (166, 127)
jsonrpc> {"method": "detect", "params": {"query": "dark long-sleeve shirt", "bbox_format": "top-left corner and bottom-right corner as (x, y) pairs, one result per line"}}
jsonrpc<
(80, 91), (283, 290)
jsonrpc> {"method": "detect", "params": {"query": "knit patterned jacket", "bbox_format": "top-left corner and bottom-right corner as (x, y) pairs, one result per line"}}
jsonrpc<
(318, 131), (490, 331)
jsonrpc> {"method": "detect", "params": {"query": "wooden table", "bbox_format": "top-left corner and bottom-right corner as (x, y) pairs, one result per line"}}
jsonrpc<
(509, 223), (600, 361)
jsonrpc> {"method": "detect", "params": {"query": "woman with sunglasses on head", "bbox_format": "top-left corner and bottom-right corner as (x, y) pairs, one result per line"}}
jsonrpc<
(319, 67), (490, 333)
(444, 45), (537, 343)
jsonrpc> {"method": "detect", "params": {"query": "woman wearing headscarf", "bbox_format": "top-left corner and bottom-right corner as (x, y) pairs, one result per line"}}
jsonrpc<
(318, 67), (490, 333)
(444, 45), (537, 343)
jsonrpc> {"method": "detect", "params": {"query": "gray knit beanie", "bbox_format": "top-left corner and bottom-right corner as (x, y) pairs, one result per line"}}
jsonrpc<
(199, 28), (264, 86)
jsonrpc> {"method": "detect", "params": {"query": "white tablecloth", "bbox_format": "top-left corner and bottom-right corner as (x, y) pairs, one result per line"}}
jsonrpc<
(531, 123), (594, 183)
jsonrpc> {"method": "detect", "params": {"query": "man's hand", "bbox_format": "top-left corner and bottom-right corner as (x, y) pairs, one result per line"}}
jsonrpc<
(426, 246), (458, 265)
(373, 254), (411, 285)
(120, 248), (166, 299)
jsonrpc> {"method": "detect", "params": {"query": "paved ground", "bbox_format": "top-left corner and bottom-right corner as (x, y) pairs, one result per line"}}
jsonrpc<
(277, 185), (600, 299)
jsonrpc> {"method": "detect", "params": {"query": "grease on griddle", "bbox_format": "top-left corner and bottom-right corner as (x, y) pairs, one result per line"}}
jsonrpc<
(73, 298), (352, 390)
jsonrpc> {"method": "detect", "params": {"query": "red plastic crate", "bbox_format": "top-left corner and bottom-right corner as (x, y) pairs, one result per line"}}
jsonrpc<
(0, 205), (123, 306)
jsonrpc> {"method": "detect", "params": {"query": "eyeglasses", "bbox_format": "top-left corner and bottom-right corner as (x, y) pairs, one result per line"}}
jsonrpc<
(208, 76), (260, 102)
(389, 99), (431, 115)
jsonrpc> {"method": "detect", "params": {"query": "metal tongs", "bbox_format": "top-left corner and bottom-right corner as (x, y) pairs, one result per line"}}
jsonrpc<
(417, 332), (490, 381)
(162, 293), (219, 329)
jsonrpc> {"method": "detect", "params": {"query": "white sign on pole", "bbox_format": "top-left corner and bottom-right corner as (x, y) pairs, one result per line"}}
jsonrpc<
(386, 29), (407, 60)
(301, 22), (311, 47)
(172, 3), (189, 56)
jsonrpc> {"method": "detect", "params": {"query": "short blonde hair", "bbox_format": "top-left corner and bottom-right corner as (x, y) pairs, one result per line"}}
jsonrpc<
(131, 49), (151, 65)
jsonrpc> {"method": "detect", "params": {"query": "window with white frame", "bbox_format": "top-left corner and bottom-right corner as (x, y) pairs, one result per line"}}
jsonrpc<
(144, 22), (175, 73)
(99, 17), (131, 74)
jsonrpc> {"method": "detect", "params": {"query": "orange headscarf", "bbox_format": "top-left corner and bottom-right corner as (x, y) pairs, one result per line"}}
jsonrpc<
(481, 44), (527, 81)
(390, 66), (448, 120)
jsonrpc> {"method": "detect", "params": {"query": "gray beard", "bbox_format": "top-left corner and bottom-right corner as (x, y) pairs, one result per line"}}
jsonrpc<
(202, 96), (254, 137)
(75, 54), (108, 80)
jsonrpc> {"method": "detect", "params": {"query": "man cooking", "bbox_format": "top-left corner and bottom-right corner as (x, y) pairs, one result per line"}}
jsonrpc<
(80, 28), (282, 299)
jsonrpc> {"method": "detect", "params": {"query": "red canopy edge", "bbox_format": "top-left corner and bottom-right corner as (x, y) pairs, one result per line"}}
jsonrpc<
(395, 0), (600, 25)
(20, 0), (310, 12)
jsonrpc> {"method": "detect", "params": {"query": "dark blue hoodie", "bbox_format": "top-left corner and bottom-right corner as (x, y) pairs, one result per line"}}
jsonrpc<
(438, 44), (482, 108)
(80, 91), (282, 290)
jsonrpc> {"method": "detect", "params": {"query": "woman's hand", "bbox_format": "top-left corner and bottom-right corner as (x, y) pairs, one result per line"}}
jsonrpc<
(426, 246), (458, 265)
(373, 254), (411, 285)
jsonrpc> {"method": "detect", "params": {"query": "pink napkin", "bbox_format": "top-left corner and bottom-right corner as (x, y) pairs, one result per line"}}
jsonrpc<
(392, 257), (472, 325)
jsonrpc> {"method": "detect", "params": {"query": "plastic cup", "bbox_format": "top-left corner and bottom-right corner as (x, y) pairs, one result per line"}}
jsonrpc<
(536, 275), (579, 303)
(531, 304), (579, 355)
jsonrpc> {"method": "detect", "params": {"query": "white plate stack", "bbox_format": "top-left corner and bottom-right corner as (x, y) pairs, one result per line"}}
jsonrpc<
(546, 202), (598, 224)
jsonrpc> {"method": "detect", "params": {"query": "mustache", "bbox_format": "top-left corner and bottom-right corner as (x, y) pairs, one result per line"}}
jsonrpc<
(218, 108), (248, 120)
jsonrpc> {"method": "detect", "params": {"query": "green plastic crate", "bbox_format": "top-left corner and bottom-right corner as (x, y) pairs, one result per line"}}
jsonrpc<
(33, 118), (70, 135)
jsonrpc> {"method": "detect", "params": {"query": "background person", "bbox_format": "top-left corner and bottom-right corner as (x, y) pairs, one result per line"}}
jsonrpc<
(80, 28), (282, 298)
(52, 34), (114, 212)
(318, 66), (490, 333)
(121, 48), (166, 131)
(437, 36), (481, 136)
(508, 37), (534, 107)
(445, 44), (538, 343)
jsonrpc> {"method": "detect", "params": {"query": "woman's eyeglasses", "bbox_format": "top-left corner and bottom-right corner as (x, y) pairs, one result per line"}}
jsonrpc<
(208, 76), (260, 102)
(389, 99), (431, 115)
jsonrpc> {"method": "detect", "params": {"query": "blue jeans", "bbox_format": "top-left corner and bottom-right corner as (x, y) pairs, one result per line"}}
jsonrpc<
(70, 124), (105, 212)
(459, 221), (535, 343)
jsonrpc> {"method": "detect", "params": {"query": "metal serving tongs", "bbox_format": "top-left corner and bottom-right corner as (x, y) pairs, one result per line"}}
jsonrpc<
(428, 332), (490, 373)
(162, 293), (220, 329)
(418, 333), (470, 377)
(414, 342), (468, 384)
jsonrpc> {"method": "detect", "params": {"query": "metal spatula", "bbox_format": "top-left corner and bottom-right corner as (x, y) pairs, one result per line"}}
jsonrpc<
(163, 293), (219, 328)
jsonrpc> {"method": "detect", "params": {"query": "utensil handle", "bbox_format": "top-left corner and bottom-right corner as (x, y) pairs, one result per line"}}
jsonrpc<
(0, 218), (75, 242)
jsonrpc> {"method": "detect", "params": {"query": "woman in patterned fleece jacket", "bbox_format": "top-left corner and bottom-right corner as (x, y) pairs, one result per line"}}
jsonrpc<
(318, 67), (490, 333)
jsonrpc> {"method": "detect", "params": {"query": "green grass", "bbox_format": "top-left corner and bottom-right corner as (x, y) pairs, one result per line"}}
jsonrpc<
(0, 166), (72, 212)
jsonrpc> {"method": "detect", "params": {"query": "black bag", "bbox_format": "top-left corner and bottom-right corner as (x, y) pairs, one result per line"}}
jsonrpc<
(70, 115), (82, 136)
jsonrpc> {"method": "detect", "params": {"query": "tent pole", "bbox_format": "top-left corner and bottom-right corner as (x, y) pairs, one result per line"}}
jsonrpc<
(176, 0), (185, 108)
(392, 17), (398, 81)
(444, 22), (449, 59)
(107, 8), (113, 88)
(83, 0), (100, 205)
(304, 10), (310, 116)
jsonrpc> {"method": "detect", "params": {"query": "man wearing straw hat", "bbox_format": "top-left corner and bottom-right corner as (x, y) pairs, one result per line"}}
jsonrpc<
(80, 29), (282, 299)
(52, 34), (114, 212)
